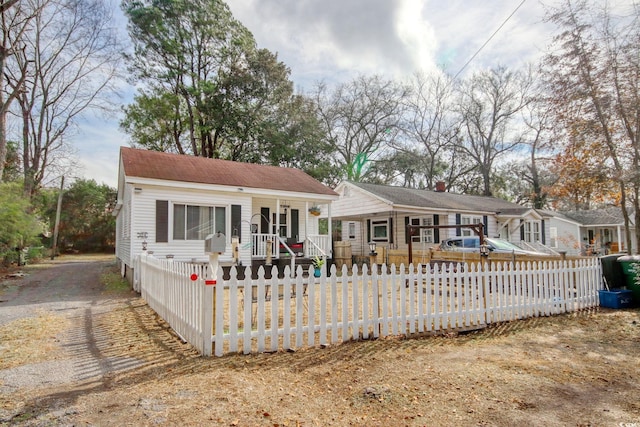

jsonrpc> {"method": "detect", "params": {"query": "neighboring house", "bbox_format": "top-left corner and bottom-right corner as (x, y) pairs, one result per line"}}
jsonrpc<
(560, 207), (637, 255)
(330, 181), (555, 258)
(539, 210), (584, 256)
(114, 147), (339, 280)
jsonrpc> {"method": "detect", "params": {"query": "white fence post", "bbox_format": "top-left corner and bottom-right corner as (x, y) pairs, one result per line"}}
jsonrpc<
(202, 275), (213, 357)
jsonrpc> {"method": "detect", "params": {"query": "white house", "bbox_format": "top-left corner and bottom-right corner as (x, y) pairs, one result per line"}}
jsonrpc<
(539, 210), (584, 256)
(114, 147), (339, 280)
(330, 181), (556, 259)
(557, 208), (637, 255)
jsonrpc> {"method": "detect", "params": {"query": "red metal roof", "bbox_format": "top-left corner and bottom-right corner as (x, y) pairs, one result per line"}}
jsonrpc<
(120, 147), (337, 196)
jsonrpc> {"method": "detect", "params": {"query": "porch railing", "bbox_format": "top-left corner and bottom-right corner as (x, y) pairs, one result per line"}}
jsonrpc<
(306, 234), (331, 258)
(251, 233), (331, 260)
(278, 236), (296, 276)
(251, 233), (278, 258)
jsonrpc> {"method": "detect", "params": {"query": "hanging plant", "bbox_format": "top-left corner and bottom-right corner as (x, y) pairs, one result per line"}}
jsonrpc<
(309, 206), (321, 216)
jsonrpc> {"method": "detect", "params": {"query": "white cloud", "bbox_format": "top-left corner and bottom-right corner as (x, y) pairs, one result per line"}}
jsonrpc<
(227, 0), (559, 86)
(70, 0), (634, 188)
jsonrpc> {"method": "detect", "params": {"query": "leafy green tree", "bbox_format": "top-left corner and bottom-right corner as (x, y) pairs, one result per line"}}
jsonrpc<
(0, 181), (41, 264)
(1, 140), (21, 182)
(40, 179), (116, 253)
(123, 0), (254, 157)
(122, 0), (328, 179)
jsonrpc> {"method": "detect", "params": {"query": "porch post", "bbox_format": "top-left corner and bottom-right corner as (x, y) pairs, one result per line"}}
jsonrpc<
(304, 201), (309, 258)
(327, 203), (332, 257)
(617, 226), (623, 252)
(276, 199), (280, 258)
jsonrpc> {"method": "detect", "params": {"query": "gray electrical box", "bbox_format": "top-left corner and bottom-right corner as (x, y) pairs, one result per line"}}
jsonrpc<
(204, 232), (226, 253)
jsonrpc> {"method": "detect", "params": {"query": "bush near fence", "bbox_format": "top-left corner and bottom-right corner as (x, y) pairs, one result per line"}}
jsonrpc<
(136, 253), (602, 357)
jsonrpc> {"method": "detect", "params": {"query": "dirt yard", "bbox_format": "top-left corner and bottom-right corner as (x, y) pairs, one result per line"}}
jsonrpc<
(1, 255), (639, 426)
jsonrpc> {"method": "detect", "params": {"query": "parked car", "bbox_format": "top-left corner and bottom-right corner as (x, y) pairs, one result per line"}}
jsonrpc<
(439, 236), (547, 256)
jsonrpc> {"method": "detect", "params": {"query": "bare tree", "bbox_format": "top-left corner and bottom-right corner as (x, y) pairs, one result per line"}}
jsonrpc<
(455, 66), (533, 196)
(395, 71), (459, 190)
(313, 75), (408, 182)
(543, 0), (640, 253)
(4, 0), (123, 195)
(518, 94), (558, 208)
(0, 0), (34, 182)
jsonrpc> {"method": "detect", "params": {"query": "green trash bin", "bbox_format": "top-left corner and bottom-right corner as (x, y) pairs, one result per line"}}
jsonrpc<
(617, 255), (640, 305)
(600, 254), (625, 289)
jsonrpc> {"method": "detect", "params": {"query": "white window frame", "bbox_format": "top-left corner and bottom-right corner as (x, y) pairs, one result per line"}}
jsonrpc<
(549, 227), (558, 248)
(461, 215), (482, 237)
(370, 219), (389, 242)
(522, 220), (541, 243)
(172, 203), (227, 241)
(410, 216), (434, 243)
(348, 222), (356, 240)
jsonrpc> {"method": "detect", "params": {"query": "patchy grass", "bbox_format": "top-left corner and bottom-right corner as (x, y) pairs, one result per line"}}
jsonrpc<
(100, 266), (130, 293)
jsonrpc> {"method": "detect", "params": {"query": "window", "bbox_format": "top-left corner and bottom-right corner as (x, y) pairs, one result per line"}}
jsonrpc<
(279, 213), (287, 237)
(173, 204), (226, 240)
(410, 217), (433, 243)
(348, 222), (356, 240)
(370, 219), (389, 242)
(549, 227), (558, 248)
(461, 216), (482, 236)
(522, 220), (541, 243)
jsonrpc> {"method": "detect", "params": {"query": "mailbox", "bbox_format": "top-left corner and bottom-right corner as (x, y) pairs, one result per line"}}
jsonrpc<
(204, 232), (226, 254)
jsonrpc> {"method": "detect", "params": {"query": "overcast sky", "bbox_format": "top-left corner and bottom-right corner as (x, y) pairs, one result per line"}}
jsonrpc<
(69, 0), (625, 188)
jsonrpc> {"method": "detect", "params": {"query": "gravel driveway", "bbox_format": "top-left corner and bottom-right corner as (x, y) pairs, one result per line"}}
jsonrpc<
(0, 256), (145, 396)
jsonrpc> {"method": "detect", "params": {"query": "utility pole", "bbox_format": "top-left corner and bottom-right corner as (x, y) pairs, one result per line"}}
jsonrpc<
(51, 176), (64, 260)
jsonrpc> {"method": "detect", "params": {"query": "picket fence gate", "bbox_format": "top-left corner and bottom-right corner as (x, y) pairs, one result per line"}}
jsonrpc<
(136, 253), (602, 357)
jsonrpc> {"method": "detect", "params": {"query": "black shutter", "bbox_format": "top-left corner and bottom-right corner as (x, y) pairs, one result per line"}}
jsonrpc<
(291, 209), (299, 241)
(520, 219), (525, 241)
(483, 215), (488, 236)
(389, 217), (393, 244)
(231, 205), (242, 243)
(260, 207), (270, 233)
(367, 219), (371, 243)
(455, 214), (461, 236)
(156, 200), (168, 243)
(541, 220), (546, 244)
(433, 214), (440, 242)
(404, 216), (410, 243)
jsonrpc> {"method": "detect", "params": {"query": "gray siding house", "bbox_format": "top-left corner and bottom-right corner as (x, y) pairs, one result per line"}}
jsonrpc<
(330, 181), (555, 258)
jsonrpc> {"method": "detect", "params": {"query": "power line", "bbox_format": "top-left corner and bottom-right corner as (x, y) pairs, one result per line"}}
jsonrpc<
(453, 0), (527, 80)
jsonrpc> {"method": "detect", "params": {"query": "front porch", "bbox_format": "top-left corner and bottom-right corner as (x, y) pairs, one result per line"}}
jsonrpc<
(230, 196), (334, 277)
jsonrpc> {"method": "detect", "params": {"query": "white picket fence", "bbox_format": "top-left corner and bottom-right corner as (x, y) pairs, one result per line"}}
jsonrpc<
(136, 254), (603, 357)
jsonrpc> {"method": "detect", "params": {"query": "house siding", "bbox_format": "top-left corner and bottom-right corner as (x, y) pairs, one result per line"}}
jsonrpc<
(127, 183), (252, 264)
(332, 182), (508, 258)
(115, 183), (132, 267)
(547, 217), (583, 255)
(332, 184), (392, 217)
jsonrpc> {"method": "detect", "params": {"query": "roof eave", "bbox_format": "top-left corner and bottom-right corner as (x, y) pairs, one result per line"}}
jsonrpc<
(125, 176), (338, 200)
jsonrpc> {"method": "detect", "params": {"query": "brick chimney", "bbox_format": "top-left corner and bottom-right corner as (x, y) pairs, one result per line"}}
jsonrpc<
(435, 181), (446, 192)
